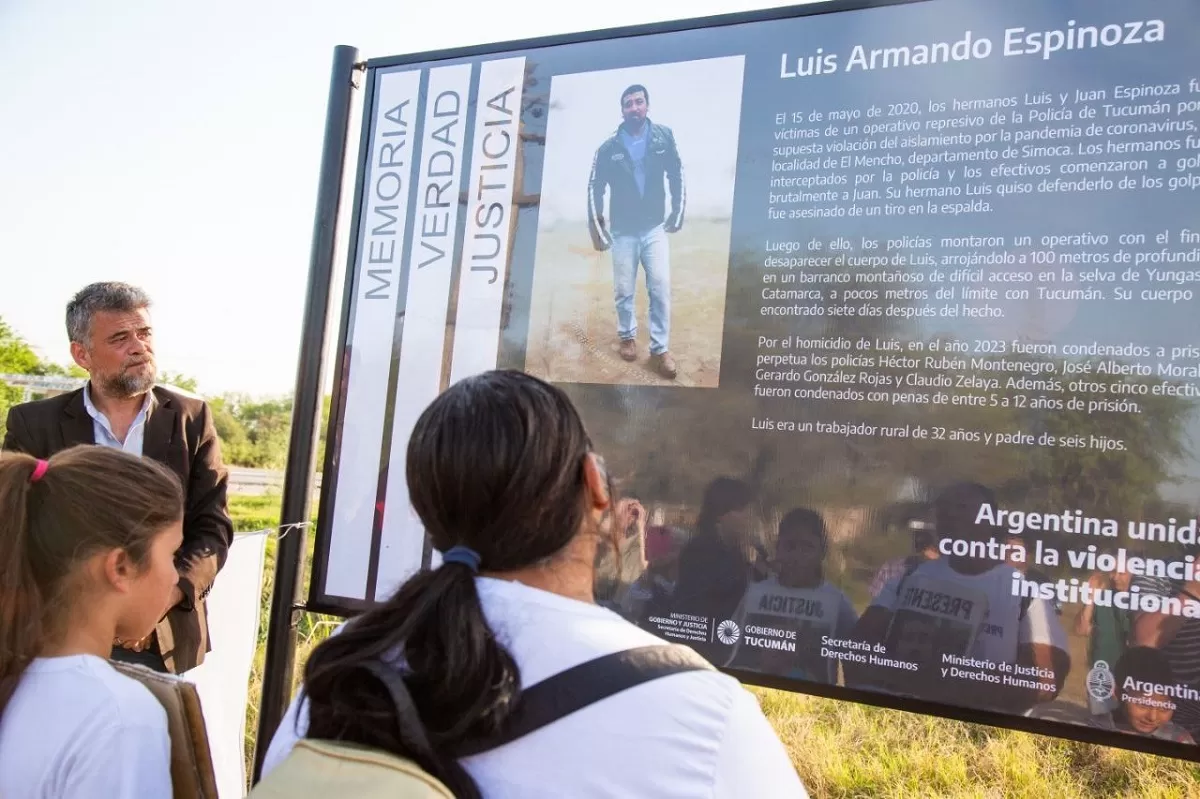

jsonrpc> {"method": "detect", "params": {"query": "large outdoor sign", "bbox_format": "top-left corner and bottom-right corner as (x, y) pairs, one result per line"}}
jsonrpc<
(309, 0), (1200, 761)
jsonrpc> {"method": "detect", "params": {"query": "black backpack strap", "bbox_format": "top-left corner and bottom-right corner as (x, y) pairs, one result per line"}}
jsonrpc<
(361, 659), (440, 764)
(455, 644), (713, 758)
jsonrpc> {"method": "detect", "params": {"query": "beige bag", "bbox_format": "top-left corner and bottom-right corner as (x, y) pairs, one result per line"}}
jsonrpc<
(108, 661), (218, 799)
(248, 739), (453, 799)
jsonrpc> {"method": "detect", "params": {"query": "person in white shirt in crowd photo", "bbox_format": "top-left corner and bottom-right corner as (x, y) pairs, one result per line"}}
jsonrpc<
(0, 445), (184, 798)
(261, 368), (807, 798)
(726, 507), (859, 685)
(846, 481), (1070, 713)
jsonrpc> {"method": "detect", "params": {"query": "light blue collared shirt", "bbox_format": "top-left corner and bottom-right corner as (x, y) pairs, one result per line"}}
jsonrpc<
(82, 383), (152, 455)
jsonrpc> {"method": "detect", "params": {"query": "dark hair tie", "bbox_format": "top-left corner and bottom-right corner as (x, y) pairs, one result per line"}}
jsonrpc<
(442, 545), (482, 572)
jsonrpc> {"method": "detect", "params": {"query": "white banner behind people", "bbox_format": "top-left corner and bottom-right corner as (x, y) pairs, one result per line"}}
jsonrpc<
(186, 531), (269, 798)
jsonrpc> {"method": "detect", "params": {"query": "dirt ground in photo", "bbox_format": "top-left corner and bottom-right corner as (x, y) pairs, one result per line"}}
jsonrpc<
(524, 218), (732, 388)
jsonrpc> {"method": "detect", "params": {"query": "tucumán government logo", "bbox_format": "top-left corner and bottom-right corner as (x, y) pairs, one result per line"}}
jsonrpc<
(716, 619), (741, 645)
(1086, 660), (1116, 701)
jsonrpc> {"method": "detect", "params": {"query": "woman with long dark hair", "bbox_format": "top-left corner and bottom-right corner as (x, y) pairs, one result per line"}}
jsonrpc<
(261, 370), (804, 797)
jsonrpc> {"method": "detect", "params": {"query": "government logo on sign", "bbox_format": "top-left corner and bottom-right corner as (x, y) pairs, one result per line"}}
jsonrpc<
(1086, 660), (1116, 701)
(716, 619), (741, 645)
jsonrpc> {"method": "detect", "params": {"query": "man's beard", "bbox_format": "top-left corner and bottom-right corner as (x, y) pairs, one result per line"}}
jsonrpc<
(104, 363), (156, 397)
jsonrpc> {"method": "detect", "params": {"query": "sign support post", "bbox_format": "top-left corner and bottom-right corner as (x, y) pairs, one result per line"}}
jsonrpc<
(251, 43), (360, 783)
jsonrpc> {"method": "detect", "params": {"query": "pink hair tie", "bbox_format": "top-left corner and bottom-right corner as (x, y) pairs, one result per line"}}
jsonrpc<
(30, 459), (49, 483)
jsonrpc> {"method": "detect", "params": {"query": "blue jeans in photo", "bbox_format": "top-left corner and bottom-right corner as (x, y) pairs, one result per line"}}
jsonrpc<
(611, 225), (671, 355)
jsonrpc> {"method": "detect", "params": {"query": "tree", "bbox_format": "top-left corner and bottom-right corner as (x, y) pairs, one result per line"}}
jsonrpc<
(159, 371), (200, 393)
(207, 395), (292, 469)
(208, 395), (253, 464)
(0, 381), (19, 443)
(0, 318), (42, 376)
(0, 318), (46, 441)
(206, 394), (332, 470)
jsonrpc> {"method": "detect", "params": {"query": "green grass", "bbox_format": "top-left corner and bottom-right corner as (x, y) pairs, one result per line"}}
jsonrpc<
(230, 495), (1200, 797)
(230, 494), (338, 767)
(757, 689), (1200, 798)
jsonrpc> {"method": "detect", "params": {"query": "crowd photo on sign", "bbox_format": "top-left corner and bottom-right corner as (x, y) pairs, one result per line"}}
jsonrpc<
(593, 473), (1200, 747)
(6, 0), (1200, 796)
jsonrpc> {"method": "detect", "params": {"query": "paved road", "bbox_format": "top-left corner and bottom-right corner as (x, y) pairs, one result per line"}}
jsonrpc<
(227, 467), (322, 495)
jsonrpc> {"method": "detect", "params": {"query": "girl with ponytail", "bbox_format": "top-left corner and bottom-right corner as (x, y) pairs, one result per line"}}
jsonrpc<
(261, 370), (804, 798)
(0, 444), (185, 797)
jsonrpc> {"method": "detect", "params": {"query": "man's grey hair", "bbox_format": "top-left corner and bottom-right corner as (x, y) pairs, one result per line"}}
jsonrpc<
(66, 282), (152, 345)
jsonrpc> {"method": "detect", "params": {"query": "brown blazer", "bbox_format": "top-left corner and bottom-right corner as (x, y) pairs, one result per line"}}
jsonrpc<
(2, 385), (234, 674)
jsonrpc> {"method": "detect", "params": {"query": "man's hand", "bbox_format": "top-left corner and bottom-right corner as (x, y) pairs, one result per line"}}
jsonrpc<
(615, 498), (646, 539)
(593, 216), (612, 251)
(114, 634), (153, 652)
(165, 585), (185, 618)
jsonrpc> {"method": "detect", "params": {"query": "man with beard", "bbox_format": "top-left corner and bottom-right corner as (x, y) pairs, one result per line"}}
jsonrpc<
(588, 83), (685, 380)
(2, 282), (232, 674)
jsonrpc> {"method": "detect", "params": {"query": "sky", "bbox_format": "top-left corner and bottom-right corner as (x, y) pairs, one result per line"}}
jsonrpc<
(0, 0), (806, 397)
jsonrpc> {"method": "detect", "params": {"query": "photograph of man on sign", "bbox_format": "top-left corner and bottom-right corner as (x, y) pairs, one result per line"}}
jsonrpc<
(587, 82), (685, 380)
(524, 55), (743, 389)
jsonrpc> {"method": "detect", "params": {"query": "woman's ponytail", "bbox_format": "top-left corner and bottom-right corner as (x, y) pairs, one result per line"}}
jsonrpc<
(0, 457), (44, 720)
(299, 370), (598, 796)
(304, 564), (516, 797)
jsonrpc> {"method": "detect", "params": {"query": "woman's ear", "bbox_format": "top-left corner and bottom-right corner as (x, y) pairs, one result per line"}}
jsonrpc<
(582, 453), (611, 512)
(99, 548), (136, 594)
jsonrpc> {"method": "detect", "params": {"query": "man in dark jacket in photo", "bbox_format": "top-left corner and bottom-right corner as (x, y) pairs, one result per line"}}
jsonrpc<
(588, 83), (686, 380)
